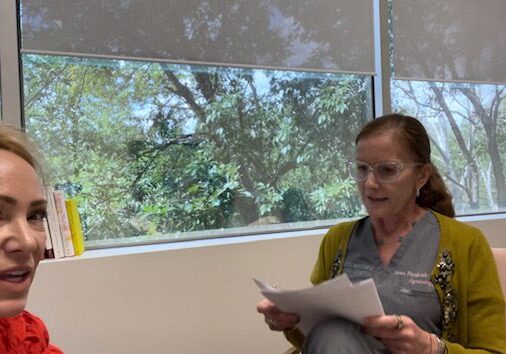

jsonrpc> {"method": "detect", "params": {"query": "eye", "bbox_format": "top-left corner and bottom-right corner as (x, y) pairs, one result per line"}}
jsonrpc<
(28, 209), (47, 224)
(0, 206), (9, 223)
(356, 163), (369, 173)
(377, 162), (398, 177)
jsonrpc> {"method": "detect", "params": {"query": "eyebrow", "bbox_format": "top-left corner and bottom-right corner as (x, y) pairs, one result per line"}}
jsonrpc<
(0, 195), (16, 205)
(0, 195), (47, 208)
(31, 199), (48, 208)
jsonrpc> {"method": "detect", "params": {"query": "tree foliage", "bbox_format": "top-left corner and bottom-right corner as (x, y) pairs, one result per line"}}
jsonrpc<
(393, 81), (506, 212)
(23, 55), (369, 241)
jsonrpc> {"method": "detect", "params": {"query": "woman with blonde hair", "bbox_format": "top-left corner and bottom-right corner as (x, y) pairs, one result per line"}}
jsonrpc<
(0, 123), (62, 352)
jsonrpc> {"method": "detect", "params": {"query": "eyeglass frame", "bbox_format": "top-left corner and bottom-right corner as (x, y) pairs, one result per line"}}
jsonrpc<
(346, 160), (424, 184)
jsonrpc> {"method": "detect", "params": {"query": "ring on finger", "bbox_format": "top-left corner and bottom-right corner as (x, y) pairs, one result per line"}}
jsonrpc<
(395, 314), (404, 330)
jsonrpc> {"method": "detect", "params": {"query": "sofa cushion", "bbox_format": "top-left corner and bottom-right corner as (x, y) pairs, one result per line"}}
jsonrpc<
(493, 248), (506, 296)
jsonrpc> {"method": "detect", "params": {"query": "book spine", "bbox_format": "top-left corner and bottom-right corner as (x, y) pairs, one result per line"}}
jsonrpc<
(65, 199), (86, 256)
(42, 217), (55, 259)
(45, 186), (65, 258)
(53, 190), (75, 257)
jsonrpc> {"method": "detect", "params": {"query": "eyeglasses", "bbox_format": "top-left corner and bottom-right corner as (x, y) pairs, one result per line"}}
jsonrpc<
(346, 160), (422, 184)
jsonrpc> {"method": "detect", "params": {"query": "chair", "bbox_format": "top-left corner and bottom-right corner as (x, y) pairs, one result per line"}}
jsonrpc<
(492, 248), (506, 298)
(282, 348), (299, 354)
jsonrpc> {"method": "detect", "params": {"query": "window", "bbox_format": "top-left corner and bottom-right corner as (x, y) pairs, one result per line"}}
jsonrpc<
(391, 80), (506, 215)
(0, 0), (503, 247)
(390, 0), (506, 215)
(18, 0), (375, 246)
(23, 54), (372, 244)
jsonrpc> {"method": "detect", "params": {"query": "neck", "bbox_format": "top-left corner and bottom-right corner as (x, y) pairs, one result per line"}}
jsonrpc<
(370, 205), (426, 242)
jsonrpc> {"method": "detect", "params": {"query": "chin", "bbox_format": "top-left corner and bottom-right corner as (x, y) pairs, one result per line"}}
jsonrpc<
(0, 299), (27, 318)
(364, 206), (389, 219)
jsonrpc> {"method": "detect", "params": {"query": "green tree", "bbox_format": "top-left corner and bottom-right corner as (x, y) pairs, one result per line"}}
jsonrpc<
(24, 55), (370, 241)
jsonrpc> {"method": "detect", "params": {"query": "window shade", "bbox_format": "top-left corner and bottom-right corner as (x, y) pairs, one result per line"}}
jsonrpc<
(21, 0), (375, 74)
(393, 0), (506, 84)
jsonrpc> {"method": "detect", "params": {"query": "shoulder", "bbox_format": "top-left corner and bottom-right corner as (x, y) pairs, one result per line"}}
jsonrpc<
(21, 311), (63, 353)
(324, 219), (362, 241)
(0, 311), (49, 352)
(432, 211), (493, 268)
(327, 219), (360, 233)
(19, 311), (62, 353)
(20, 311), (50, 345)
(319, 219), (361, 252)
(310, 218), (362, 284)
(432, 211), (486, 244)
(0, 311), (46, 336)
(20, 310), (46, 327)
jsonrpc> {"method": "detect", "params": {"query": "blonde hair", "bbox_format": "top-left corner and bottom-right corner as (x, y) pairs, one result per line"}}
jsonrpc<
(0, 123), (45, 182)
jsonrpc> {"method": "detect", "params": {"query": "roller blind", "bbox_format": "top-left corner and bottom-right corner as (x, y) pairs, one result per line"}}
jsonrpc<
(393, 0), (506, 84)
(20, 0), (375, 74)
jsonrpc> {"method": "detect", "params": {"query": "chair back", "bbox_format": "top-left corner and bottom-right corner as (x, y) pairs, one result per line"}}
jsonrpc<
(493, 248), (506, 297)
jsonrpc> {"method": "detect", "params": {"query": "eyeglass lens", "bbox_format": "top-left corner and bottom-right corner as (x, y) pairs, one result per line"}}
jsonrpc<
(351, 161), (400, 182)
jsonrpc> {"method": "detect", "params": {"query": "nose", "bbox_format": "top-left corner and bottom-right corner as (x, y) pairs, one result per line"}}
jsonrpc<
(363, 167), (379, 188)
(3, 217), (39, 255)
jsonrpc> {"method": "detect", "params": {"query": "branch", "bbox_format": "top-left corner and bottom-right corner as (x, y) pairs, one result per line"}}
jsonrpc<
(160, 64), (206, 121)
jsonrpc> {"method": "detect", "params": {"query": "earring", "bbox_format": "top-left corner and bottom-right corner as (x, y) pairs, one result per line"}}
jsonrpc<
(416, 188), (420, 198)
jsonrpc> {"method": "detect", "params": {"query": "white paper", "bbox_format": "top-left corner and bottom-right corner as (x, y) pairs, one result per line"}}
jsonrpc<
(254, 274), (384, 335)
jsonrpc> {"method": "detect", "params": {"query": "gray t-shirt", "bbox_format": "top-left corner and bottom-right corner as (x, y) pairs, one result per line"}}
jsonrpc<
(343, 211), (442, 335)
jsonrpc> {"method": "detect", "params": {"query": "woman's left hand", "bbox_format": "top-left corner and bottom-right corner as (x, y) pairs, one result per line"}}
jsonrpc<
(362, 314), (432, 354)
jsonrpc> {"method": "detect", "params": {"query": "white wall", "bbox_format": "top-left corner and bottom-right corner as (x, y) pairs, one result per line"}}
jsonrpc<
(27, 217), (506, 354)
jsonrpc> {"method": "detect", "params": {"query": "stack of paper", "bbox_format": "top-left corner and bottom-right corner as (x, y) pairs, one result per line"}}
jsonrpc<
(254, 274), (384, 335)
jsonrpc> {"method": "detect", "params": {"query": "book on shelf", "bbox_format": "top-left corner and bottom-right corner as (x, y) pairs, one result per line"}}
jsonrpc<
(43, 187), (86, 259)
(53, 189), (75, 257)
(65, 199), (86, 256)
(44, 186), (65, 258)
(42, 217), (54, 259)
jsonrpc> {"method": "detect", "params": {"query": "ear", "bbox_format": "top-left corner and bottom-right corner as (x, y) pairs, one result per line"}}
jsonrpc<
(416, 163), (432, 190)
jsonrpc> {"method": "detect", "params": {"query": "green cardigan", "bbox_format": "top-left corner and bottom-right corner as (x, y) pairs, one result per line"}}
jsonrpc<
(285, 211), (506, 353)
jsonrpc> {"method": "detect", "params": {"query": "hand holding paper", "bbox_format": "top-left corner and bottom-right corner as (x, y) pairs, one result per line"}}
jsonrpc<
(254, 274), (384, 335)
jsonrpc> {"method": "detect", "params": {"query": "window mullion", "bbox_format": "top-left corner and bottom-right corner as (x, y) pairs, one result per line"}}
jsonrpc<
(373, 0), (391, 116)
(0, 0), (23, 128)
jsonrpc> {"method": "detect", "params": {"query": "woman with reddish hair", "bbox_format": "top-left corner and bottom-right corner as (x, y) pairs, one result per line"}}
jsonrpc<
(258, 114), (505, 353)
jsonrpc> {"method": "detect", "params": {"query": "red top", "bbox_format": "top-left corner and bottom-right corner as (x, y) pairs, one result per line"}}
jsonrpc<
(0, 311), (63, 353)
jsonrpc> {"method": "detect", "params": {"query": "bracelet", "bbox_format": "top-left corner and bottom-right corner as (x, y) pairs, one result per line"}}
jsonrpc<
(435, 335), (447, 354)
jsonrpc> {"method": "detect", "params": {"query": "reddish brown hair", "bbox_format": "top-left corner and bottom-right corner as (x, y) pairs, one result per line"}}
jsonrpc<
(356, 113), (455, 217)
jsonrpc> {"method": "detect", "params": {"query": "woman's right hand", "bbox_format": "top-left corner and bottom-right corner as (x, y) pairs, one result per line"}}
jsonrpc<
(256, 298), (299, 331)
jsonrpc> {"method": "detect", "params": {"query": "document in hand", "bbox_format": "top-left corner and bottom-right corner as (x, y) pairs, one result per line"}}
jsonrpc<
(254, 274), (384, 335)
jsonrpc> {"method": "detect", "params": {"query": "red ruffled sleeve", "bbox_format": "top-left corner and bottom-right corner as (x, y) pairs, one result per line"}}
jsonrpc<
(0, 311), (63, 353)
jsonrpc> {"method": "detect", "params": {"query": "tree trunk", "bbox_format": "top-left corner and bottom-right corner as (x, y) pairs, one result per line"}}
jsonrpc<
(460, 87), (506, 207)
(430, 84), (480, 209)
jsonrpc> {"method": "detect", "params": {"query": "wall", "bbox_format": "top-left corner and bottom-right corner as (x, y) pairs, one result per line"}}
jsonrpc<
(27, 217), (506, 354)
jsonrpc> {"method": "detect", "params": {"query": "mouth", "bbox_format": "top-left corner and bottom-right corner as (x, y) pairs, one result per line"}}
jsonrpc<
(367, 195), (388, 202)
(0, 268), (32, 284)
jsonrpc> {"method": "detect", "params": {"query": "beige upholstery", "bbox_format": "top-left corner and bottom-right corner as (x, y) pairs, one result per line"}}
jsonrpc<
(493, 248), (506, 298)
(492, 248), (506, 341)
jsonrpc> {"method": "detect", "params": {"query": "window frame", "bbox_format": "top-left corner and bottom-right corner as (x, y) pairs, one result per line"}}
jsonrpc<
(0, 0), (23, 127)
